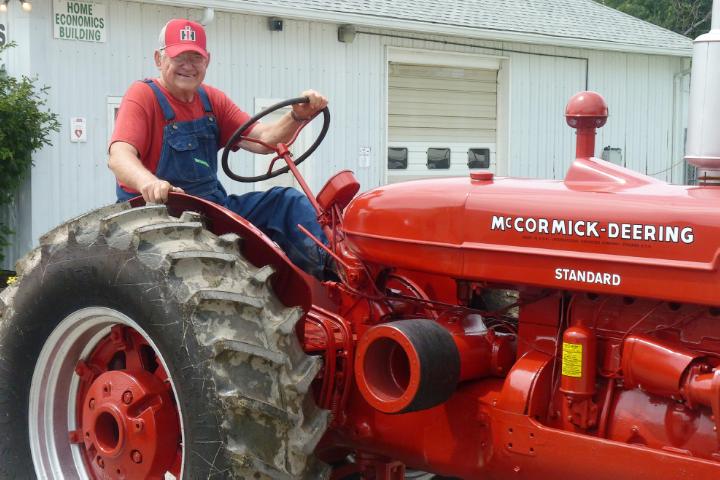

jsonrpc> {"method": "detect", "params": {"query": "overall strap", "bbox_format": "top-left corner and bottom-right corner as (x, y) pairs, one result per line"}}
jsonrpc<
(197, 85), (213, 113)
(142, 79), (175, 121)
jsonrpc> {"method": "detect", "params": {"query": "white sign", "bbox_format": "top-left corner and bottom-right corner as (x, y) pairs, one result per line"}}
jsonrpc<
(358, 146), (371, 168)
(53, 0), (106, 43)
(70, 117), (87, 142)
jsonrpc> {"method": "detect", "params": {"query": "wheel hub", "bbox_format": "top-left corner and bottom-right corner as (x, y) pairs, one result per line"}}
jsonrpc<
(80, 369), (178, 478)
(52, 322), (185, 479)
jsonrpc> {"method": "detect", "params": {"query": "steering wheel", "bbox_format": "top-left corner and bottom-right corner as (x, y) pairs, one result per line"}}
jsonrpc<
(221, 97), (330, 183)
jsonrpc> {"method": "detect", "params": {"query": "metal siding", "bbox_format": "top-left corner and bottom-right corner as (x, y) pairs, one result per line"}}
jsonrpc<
(627, 55), (651, 176)
(590, 50), (628, 167)
(2, 1), (691, 266)
(0, 185), (31, 271)
(507, 46), (586, 179)
(645, 56), (673, 179)
(588, 51), (686, 183)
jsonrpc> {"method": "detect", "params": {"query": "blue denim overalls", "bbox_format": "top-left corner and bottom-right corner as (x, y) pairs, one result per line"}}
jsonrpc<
(116, 80), (328, 278)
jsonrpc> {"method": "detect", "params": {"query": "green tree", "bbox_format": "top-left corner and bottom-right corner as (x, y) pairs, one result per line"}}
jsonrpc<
(596, 0), (713, 38)
(0, 42), (60, 263)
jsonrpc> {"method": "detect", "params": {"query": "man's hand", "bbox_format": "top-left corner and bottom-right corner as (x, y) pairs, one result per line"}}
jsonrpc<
(242, 90), (329, 154)
(140, 179), (184, 204)
(109, 142), (184, 202)
(291, 90), (328, 122)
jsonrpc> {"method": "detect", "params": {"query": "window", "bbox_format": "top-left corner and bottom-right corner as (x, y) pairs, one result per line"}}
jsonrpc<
(388, 147), (408, 169)
(427, 148), (450, 169)
(467, 148), (490, 169)
(107, 96), (123, 143)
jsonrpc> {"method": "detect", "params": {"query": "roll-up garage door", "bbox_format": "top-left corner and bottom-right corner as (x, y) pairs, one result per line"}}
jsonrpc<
(387, 62), (498, 183)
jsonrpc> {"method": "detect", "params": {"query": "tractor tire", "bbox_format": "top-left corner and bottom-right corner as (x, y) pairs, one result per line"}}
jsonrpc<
(0, 203), (329, 479)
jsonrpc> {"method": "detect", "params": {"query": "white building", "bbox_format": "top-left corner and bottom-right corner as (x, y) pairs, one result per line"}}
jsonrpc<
(0, 0), (693, 268)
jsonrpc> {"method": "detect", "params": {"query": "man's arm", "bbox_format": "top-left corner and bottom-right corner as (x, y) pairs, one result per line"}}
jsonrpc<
(108, 141), (184, 203)
(240, 90), (328, 154)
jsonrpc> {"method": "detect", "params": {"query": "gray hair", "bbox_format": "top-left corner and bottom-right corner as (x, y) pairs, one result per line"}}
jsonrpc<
(158, 20), (171, 50)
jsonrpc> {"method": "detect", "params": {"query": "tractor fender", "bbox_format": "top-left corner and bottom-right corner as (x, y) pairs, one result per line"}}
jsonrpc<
(135, 192), (315, 311)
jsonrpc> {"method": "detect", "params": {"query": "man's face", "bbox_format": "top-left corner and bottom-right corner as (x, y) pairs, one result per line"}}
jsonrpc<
(155, 50), (209, 96)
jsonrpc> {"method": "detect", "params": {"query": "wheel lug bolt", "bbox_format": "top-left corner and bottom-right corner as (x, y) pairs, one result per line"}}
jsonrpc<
(74, 360), (90, 378)
(89, 398), (95, 410)
(131, 450), (143, 463)
(97, 456), (105, 468)
(122, 390), (133, 404)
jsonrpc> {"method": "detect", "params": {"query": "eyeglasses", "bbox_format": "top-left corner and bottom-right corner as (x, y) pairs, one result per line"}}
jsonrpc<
(163, 52), (207, 66)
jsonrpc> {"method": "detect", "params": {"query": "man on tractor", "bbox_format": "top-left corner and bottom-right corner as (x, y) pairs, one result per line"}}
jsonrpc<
(108, 18), (331, 279)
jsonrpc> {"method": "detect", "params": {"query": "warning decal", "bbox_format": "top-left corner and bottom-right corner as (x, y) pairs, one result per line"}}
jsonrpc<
(562, 342), (583, 377)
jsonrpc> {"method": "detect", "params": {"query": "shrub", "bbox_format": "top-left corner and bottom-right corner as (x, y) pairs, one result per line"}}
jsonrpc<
(0, 42), (60, 263)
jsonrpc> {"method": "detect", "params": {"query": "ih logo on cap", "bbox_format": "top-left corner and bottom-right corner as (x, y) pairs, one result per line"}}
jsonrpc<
(180, 26), (196, 42)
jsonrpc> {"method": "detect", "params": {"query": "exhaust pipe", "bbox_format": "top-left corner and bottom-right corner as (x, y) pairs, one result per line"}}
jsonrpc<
(685, 0), (720, 184)
(354, 319), (514, 414)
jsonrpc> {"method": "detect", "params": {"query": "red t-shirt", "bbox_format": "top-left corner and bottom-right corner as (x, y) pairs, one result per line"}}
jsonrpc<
(110, 79), (253, 192)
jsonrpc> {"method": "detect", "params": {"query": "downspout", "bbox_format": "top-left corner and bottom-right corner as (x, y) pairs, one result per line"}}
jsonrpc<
(672, 64), (691, 184)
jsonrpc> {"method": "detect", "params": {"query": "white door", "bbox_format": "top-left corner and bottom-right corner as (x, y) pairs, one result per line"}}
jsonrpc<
(387, 63), (498, 183)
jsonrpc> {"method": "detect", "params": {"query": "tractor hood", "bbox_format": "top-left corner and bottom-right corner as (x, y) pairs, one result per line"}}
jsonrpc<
(343, 160), (720, 306)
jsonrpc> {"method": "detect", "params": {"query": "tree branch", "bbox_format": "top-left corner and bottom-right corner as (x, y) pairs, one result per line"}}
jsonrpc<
(683, 7), (712, 36)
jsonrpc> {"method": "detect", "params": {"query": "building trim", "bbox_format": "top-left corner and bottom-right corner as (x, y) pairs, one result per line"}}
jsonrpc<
(143, 0), (693, 57)
(387, 47), (505, 70)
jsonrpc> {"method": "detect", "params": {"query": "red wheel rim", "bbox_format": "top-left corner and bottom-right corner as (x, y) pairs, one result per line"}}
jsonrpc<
(70, 325), (182, 479)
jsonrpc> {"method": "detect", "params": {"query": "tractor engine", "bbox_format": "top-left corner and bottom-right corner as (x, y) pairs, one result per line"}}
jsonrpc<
(323, 131), (720, 477)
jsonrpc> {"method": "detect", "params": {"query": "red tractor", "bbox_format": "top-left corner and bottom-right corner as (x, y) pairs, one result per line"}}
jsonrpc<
(3, 11), (720, 480)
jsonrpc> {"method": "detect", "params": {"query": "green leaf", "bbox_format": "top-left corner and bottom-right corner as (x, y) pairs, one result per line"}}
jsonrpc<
(0, 42), (60, 263)
(595, 0), (713, 38)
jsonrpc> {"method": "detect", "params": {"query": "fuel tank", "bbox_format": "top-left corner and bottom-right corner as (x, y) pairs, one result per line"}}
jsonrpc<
(343, 159), (720, 306)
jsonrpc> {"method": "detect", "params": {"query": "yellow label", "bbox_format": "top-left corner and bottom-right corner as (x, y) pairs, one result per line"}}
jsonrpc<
(562, 342), (583, 377)
(6, 276), (16, 286)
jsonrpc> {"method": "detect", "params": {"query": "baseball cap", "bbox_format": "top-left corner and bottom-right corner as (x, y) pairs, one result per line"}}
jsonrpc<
(158, 19), (208, 59)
